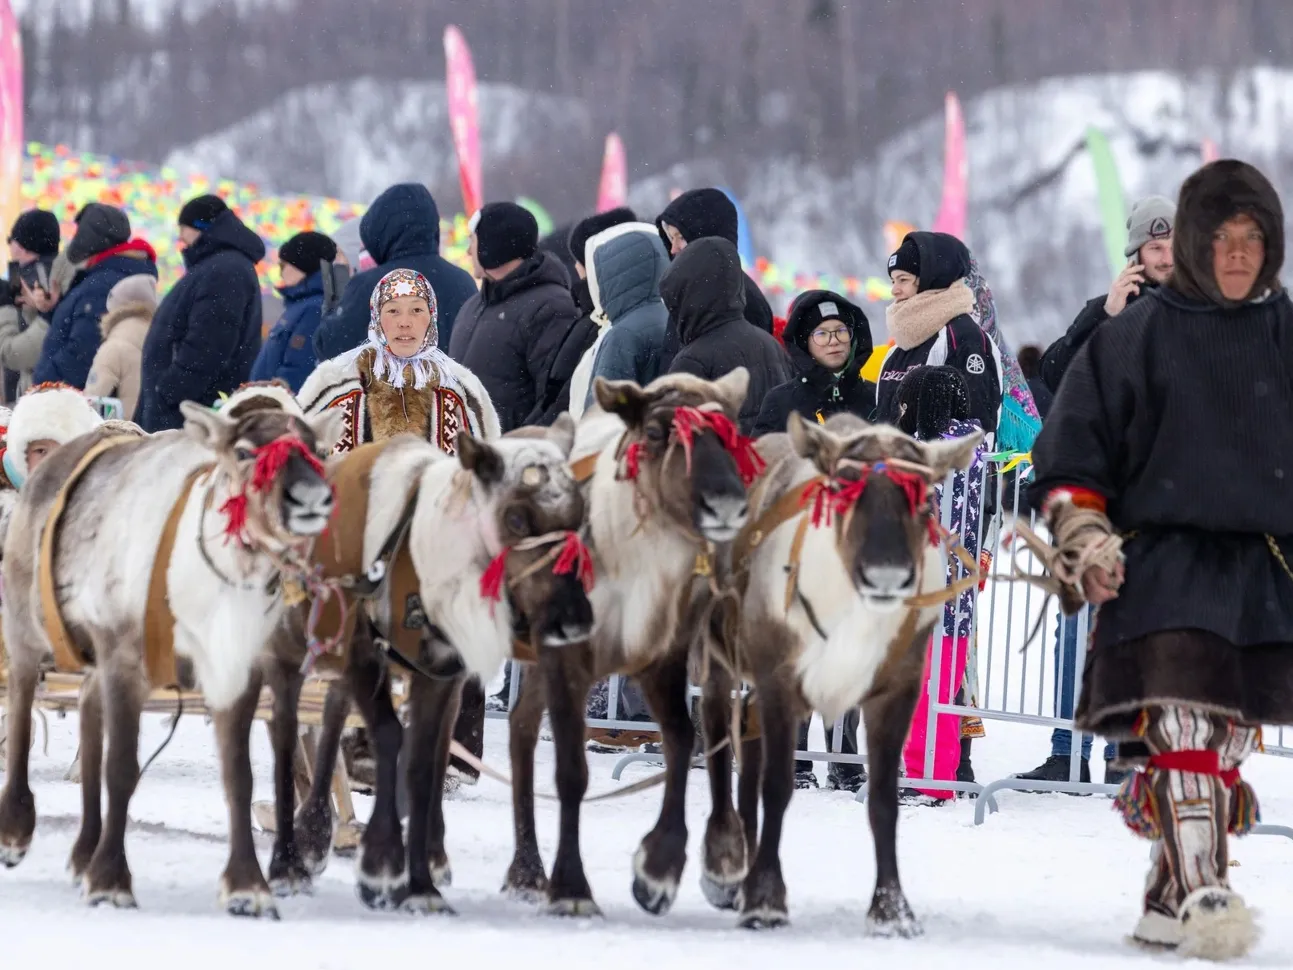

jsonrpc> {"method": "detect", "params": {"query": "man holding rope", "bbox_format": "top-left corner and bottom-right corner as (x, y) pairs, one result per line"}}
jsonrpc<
(1027, 159), (1293, 961)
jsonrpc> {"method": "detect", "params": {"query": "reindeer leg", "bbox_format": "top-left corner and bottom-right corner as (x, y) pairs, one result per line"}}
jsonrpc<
(540, 643), (598, 917)
(82, 658), (146, 908)
(213, 663), (276, 918)
(68, 669), (104, 882)
(264, 656), (312, 897)
(502, 662), (549, 901)
(861, 673), (925, 938)
(631, 653), (695, 917)
(699, 665), (747, 911)
(738, 670), (797, 930)
(348, 634), (407, 910)
(296, 680), (350, 872)
(401, 667), (463, 915)
(0, 638), (40, 867)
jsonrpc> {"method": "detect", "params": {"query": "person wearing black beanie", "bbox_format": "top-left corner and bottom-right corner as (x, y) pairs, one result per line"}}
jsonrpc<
(249, 231), (340, 393)
(277, 231), (338, 276)
(568, 206), (636, 274)
(177, 193), (229, 234)
(449, 202), (579, 433)
(8, 210), (60, 259)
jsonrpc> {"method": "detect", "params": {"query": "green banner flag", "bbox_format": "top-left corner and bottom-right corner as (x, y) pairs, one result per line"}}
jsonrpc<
(1085, 126), (1127, 279)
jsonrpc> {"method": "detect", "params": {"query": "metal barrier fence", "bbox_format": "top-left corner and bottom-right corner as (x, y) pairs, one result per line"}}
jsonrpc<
(485, 454), (1293, 839)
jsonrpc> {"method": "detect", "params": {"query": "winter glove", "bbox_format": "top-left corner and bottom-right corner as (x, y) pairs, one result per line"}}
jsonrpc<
(1012, 489), (1123, 615)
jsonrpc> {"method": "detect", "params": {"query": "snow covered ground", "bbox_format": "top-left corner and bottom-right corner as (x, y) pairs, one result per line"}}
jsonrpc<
(3, 706), (1293, 968)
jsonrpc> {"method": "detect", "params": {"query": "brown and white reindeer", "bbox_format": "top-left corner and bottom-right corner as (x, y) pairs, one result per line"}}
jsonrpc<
(501, 368), (761, 918)
(0, 400), (343, 918)
(727, 411), (982, 932)
(252, 418), (593, 915)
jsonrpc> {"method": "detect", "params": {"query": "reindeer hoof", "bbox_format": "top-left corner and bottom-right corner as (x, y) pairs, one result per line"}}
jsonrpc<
(223, 888), (280, 920)
(631, 846), (680, 916)
(738, 905), (790, 930)
(700, 871), (744, 911)
(545, 897), (602, 919)
(400, 892), (455, 916)
(0, 841), (29, 868)
(430, 858), (453, 889)
(85, 887), (138, 909)
(356, 871), (409, 911)
(866, 886), (922, 938)
(268, 869), (313, 898)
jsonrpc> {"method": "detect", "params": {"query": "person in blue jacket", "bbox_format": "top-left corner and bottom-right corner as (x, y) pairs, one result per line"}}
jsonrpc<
(33, 203), (158, 389)
(135, 194), (266, 432)
(250, 231), (337, 392)
(312, 183), (478, 360)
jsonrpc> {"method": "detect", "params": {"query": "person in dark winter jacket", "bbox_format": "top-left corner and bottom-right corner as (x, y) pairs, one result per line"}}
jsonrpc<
(1039, 195), (1175, 395)
(538, 222), (578, 284)
(34, 203), (158, 389)
(876, 231), (1002, 434)
(250, 231), (338, 392)
(448, 201), (578, 432)
(135, 195), (266, 431)
(663, 236), (790, 432)
(523, 207), (637, 427)
(752, 290), (876, 437)
(312, 183), (478, 360)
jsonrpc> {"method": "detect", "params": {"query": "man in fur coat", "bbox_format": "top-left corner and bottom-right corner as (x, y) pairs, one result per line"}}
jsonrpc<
(1029, 159), (1293, 960)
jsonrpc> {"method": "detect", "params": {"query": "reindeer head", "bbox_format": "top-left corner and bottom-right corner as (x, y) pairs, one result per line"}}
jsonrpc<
(456, 414), (594, 647)
(788, 412), (982, 611)
(180, 401), (345, 545)
(593, 368), (759, 543)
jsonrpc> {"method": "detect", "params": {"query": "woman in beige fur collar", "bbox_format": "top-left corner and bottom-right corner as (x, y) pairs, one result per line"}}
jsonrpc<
(876, 231), (1003, 435)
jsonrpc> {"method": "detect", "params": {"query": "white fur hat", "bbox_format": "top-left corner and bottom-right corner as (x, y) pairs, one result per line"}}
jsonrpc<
(8, 385), (104, 474)
(217, 381), (304, 418)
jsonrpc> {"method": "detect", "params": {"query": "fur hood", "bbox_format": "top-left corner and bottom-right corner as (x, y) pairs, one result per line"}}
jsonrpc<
(885, 279), (977, 350)
(101, 273), (158, 340)
(1170, 159), (1285, 308)
(7, 386), (103, 482)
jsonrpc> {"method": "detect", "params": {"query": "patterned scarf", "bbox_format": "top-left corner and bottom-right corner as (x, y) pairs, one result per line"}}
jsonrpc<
(365, 268), (464, 395)
(964, 257), (1040, 421)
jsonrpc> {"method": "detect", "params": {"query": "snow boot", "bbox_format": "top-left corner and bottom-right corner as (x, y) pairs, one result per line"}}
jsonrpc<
(1012, 754), (1090, 792)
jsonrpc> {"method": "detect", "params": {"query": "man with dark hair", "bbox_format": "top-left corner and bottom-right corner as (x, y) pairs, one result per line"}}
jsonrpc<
(135, 194), (265, 431)
(1028, 160), (1293, 958)
(0, 209), (66, 400)
(448, 201), (578, 433)
(251, 231), (339, 391)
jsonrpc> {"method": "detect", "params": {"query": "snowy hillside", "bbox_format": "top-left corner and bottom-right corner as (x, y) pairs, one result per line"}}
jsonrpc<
(156, 67), (1293, 344)
(12, 0), (285, 31)
(162, 77), (593, 212)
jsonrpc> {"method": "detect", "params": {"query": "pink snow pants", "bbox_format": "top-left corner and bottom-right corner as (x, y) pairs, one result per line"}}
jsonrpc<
(902, 634), (970, 800)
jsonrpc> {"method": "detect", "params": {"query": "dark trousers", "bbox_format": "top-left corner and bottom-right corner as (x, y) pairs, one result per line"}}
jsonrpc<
(795, 708), (863, 779)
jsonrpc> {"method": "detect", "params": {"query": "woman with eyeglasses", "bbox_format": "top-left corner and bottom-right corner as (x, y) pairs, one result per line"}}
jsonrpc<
(750, 290), (875, 439)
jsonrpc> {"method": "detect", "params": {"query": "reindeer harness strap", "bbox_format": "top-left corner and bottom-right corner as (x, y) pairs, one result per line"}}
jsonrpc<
(142, 464), (216, 689)
(38, 435), (143, 676)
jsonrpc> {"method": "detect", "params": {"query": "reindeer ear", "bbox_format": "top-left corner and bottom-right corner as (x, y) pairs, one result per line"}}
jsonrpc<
(593, 377), (650, 427)
(787, 411), (840, 474)
(919, 429), (985, 482)
(547, 411), (576, 458)
(180, 400), (234, 450)
(456, 430), (506, 487)
(712, 366), (750, 416)
(305, 408), (346, 456)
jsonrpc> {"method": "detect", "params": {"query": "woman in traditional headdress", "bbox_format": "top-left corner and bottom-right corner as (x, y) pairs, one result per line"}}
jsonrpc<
(297, 267), (500, 787)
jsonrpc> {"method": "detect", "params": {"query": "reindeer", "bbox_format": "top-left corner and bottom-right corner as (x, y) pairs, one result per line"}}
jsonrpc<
(0, 401), (343, 918)
(727, 412), (982, 933)
(500, 368), (759, 918)
(253, 419), (593, 914)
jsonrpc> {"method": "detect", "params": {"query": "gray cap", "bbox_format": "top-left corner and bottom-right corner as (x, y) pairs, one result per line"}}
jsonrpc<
(1125, 195), (1175, 258)
(65, 203), (131, 264)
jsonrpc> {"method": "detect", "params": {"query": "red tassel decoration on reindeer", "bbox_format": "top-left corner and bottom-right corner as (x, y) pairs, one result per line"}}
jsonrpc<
(219, 493), (249, 543)
(479, 548), (509, 602)
(552, 531), (596, 592)
(671, 406), (766, 485)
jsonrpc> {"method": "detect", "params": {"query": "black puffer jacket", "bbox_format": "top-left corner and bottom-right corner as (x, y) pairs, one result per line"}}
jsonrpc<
(448, 251), (579, 432)
(752, 290), (876, 436)
(135, 210), (265, 431)
(662, 237), (791, 433)
(526, 276), (599, 425)
(1038, 283), (1158, 395)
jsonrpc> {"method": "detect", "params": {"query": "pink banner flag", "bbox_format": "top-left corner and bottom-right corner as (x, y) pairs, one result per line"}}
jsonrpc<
(0, 1), (21, 242)
(1201, 137), (1219, 164)
(931, 90), (967, 241)
(443, 25), (482, 218)
(596, 133), (627, 213)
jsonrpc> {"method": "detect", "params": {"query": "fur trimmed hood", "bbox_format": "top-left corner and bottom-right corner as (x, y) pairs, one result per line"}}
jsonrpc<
(885, 279), (977, 350)
(100, 273), (158, 341)
(7, 385), (103, 483)
(1170, 159), (1285, 308)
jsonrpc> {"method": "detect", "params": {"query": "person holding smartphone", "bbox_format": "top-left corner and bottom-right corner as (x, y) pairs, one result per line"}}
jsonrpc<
(0, 209), (68, 401)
